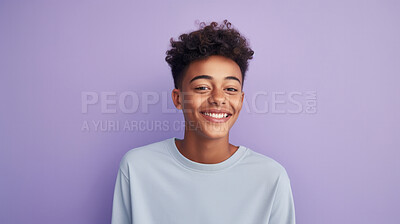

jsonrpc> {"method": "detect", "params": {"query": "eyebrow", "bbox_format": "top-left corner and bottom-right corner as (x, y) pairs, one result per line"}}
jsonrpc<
(189, 75), (241, 84)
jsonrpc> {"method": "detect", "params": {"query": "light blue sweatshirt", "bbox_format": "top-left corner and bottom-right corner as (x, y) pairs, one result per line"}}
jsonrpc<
(111, 137), (295, 224)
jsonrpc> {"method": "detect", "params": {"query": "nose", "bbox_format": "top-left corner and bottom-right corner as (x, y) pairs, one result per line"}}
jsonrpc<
(208, 88), (226, 105)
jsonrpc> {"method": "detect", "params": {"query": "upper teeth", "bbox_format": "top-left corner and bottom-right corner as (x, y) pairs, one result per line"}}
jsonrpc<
(203, 112), (228, 118)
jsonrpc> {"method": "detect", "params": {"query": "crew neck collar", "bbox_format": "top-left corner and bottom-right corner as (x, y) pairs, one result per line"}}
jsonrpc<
(166, 137), (247, 172)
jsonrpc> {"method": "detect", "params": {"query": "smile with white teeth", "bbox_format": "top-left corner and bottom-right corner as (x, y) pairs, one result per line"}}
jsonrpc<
(202, 112), (229, 118)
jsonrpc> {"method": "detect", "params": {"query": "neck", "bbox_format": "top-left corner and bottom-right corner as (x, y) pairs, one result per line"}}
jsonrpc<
(175, 130), (238, 164)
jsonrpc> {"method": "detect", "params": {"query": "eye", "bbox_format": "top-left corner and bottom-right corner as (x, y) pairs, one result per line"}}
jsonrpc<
(226, 88), (238, 92)
(195, 86), (209, 91)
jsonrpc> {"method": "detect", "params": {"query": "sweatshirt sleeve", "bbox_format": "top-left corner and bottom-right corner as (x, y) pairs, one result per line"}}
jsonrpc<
(268, 170), (296, 224)
(111, 167), (132, 224)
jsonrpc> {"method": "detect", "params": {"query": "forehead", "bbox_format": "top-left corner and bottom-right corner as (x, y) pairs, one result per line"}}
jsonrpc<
(183, 55), (242, 83)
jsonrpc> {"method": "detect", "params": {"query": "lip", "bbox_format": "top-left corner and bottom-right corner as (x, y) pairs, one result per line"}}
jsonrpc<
(200, 109), (232, 114)
(200, 110), (232, 123)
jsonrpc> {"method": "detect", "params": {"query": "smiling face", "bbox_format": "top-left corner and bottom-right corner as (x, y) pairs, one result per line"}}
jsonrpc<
(172, 55), (244, 140)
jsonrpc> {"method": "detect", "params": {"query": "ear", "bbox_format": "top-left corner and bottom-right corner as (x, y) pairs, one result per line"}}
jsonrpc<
(171, 88), (182, 110)
(241, 91), (244, 104)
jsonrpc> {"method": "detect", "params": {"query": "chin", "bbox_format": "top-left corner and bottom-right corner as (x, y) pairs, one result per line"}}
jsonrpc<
(200, 133), (229, 140)
(199, 126), (231, 139)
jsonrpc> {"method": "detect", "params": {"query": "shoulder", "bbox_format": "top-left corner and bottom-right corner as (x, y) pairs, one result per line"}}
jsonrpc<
(118, 138), (171, 175)
(242, 146), (290, 181)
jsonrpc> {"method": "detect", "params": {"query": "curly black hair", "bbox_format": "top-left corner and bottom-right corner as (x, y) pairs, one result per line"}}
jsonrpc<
(165, 19), (254, 90)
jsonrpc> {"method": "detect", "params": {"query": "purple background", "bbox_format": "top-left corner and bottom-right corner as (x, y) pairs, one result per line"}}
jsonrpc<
(1, 0), (399, 223)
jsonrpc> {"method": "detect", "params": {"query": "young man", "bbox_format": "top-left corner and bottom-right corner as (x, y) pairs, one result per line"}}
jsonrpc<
(111, 20), (295, 224)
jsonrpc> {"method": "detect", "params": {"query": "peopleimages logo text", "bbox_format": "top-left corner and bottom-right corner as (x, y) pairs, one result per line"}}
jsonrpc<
(81, 90), (317, 115)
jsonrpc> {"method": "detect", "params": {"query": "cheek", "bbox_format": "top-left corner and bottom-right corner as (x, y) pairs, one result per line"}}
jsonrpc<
(190, 96), (206, 106)
(230, 97), (243, 109)
(182, 96), (203, 111)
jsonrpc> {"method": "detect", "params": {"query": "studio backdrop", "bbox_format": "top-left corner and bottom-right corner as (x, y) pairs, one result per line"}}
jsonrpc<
(0, 0), (399, 224)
